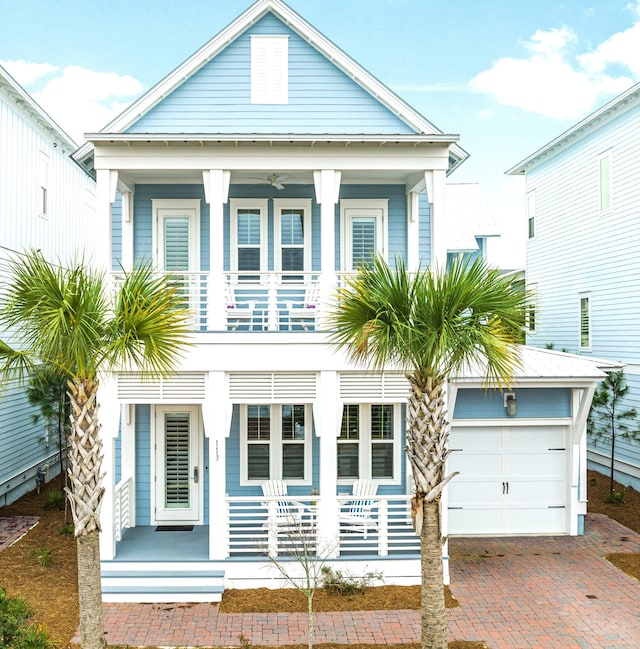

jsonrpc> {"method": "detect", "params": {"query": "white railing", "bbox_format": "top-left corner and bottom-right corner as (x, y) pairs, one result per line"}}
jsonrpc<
(111, 271), (322, 332)
(224, 493), (418, 558)
(114, 476), (133, 542)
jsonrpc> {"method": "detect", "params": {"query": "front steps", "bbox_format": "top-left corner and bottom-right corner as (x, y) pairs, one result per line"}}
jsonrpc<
(101, 561), (225, 603)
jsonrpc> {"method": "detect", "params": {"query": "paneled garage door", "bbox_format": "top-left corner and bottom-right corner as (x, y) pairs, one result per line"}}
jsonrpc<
(447, 425), (568, 535)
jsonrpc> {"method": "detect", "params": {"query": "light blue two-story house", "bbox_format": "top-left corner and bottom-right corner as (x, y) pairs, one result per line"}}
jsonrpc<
(0, 65), (96, 506)
(72, 0), (610, 601)
(509, 81), (640, 492)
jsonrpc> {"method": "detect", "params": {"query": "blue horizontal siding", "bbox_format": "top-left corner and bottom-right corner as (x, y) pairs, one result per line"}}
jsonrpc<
(453, 388), (572, 419)
(135, 405), (151, 526)
(128, 183), (415, 272)
(418, 192), (431, 268)
(127, 13), (415, 136)
(112, 193), (122, 270)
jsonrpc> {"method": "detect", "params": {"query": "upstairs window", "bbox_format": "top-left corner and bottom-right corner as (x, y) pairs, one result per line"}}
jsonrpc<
(579, 294), (591, 350)
(251, 35), (288, 104)
(274, 199), (311, 278)
(527, 191), (535, 239)
(599, 151), (612, 212)
(230, 199), (268, 278)
(526, 283), (537, 334)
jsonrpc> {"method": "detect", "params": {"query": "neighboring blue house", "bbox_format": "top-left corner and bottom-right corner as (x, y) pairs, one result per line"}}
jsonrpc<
(0, 65), (96, 506)
(71, 0), (610, 602)
(509, 81), (640, 492)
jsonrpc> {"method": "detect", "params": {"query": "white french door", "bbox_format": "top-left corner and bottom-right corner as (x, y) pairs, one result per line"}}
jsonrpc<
(341, 200), (387, 270)
(154, 406), (202, 524)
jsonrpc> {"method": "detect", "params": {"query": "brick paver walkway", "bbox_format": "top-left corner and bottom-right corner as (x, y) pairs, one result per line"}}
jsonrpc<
(0, 516), (39, 551)
(90, 513), (640, 648)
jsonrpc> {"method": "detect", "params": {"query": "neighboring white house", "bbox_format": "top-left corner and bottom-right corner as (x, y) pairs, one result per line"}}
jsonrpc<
(508, 81), (640, 491)
(67, 0), (609, 601)
(0, 65), (96, 505)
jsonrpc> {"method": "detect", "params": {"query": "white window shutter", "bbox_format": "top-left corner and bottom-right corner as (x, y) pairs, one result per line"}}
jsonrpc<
(251, 36), (289, 104)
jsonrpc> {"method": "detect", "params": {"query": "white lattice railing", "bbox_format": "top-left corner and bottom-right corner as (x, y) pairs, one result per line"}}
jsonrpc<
(114, 476), (133, 542)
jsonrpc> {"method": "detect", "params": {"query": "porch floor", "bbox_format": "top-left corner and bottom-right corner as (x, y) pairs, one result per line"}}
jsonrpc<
(115, 526), (209, 561)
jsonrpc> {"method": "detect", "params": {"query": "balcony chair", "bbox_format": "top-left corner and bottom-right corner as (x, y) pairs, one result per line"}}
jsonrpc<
(283, 283), (320, 331)
(261, 479), (307, 531)
(339, 479), (379, 539)
(225, 286), (255, 331)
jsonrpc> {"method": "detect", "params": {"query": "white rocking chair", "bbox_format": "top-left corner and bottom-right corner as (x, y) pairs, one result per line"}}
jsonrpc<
(339, 479), (379, 539)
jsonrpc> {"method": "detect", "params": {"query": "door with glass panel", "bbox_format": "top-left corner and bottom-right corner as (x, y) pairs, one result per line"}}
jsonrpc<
(343, 205), (385, 270)
(154, 406), (201, 524)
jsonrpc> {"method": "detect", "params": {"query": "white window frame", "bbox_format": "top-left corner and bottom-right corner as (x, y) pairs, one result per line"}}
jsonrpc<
(230, 198), (269, 273)
(239, 403), (313, 486)
(599, 151), (612, 213)
(526, 190), (535, 240)
(273, 198), (312, 274)
(39, 151), (49, 219)
(337, 403), (402, 486)
(152, 199), (201, 271)
(340, 199), (388, 271)
(579, 293), (591, 351)
(251, 35), (289, 104)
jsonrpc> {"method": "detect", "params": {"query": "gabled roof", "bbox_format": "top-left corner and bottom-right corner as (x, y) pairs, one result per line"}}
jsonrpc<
(0, 64), (77, 151)
(446, 183), (501, 251)
(74, 0), (468, 169)
(507, 81), (640, 175)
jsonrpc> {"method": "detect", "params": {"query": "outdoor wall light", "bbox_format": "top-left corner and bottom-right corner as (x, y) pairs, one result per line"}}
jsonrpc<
(504, 392), (517, 417)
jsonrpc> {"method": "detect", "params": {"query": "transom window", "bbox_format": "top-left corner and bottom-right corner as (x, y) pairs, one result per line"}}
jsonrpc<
(337, 403), (400, 484)
(241, 403), (312, 485)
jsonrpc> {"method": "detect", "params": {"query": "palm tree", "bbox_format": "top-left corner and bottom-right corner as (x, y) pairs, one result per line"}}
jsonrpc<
(0, 251), (191, 649)
(328, 256), (525, 649)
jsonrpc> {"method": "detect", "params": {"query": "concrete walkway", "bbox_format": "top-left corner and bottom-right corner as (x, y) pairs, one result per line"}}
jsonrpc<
(93, 514), (640, 648)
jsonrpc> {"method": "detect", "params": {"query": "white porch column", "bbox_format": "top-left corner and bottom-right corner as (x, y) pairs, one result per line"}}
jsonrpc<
(120, 404), (136, 525)
(314, 370), (341, 557)
(97, 373), (119, 560)
(95, 169), (117, 272)
(314, 170), (341, 327)
(425, 169), (447, 270)
(203, 170), (230, 331)
(120, 189), (134, 271)
(407, 190), (421, 272)
(202, 371), (229, 559)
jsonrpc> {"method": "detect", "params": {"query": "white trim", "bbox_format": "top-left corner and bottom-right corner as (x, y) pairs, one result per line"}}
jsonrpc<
(340, 198), (388, 270)
(239, 403), (313, 486)
(151, 198), (201, 271)
(230, 198), (269, 272)
(151, 404), (203, 525)
(337, 403), (402, 486)
(273, 198), (312, 272)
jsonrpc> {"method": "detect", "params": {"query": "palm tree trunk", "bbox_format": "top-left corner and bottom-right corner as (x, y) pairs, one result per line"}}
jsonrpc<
(421, 499), (447, 649)
(66, 378), (105, 649)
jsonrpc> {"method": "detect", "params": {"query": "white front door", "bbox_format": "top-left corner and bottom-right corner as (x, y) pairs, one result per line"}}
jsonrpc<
(154, 406), (202, 524)
(447, 425), (567, 535)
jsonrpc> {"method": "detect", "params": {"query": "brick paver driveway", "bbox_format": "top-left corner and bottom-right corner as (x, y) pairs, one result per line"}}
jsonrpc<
(95, 513), (640, 649)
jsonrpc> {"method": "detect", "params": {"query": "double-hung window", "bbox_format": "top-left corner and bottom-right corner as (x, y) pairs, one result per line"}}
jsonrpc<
(241, 403), (311, 485)
(337, 403), (401, 484)
(274, 199), (311, 279)
(230, 199), (268, 279)
(579, 293), (591, 350)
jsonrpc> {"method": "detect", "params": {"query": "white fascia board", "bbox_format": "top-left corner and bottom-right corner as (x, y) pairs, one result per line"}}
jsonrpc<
(74, 0), (469, 169)
(0, 64), (77, 150)
(507, 81), (640, 176)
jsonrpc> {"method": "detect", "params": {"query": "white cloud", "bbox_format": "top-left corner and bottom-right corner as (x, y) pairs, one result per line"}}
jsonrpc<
(470, 20), (637, 121)
(2, 61), (144, 145)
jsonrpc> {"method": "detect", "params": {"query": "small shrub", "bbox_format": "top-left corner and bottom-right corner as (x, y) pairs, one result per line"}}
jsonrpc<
(32, 548), (53, 568)
(0, 587), (54, 649)
(321, 565), (383, 596)
(605, 490), (626, 504)
(58, 522), (74, 537)
(239, 633), (252, 649)
(589, 477), (598, 487)
(42, 489), (65, 511)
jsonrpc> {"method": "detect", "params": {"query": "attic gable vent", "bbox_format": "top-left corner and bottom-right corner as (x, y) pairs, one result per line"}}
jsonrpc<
(251, 35), (288, 104)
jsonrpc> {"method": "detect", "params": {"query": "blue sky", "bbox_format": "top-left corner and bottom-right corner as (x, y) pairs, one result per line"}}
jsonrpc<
(2, 0), (640, 267)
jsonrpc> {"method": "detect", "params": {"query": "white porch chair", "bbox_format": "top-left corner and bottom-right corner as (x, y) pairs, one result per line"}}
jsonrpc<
(339, 479), (379, 539)
(284, 283), (320, 331)
(225, 285), (255, 330)
(261, 479), (306, 529)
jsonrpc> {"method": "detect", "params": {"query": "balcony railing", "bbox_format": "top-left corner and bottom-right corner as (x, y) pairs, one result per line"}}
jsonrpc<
(113, 271), (324, 332)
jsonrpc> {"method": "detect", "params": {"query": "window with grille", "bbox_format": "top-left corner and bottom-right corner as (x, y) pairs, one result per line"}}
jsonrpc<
(231, 199), (268, 277)
(338, 404), (400, 483)
(241, 403), (311, 484)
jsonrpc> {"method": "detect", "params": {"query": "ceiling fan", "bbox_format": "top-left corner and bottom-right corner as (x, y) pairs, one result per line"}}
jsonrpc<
(249, 173), (287, 190)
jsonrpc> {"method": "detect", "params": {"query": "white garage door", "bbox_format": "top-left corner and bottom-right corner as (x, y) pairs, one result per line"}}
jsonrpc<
(447, 425), (568, 536)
